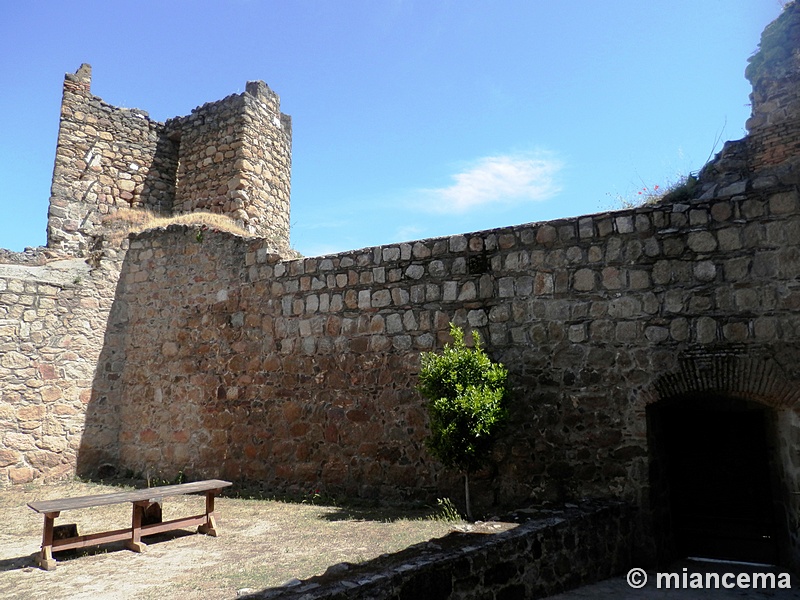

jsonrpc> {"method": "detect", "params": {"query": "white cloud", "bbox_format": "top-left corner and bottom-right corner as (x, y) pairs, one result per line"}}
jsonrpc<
(419, 153), (563, 214)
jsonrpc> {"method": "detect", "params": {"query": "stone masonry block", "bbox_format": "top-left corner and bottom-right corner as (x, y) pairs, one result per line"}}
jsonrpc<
(670, 318), (689, 341)
(717, 227), (743, 251)
(0, 449), (19, 467)
(443, 281), (457, 301)
(568, 324), (586, 343)
(449, 235), (467, 253)
(693, 261), (717, 282)
(687, 231), (717, 253)
(426, 283), (442, 302)
(573, 269), (594, 292)
(428, 260), (446, 278)
(723, 322), (749, 341)
(628, 270), (650, 290)
(405, 265), (425, 280)
(695, 317), (718, 343)
(615, 216), (634, 234)
(498, 278), (515, 298)
(601, 267), (622, 290)
(371, 289), (391, 308)
(458, 282), (477, 301)
(578, 218), (594, 239)
(754, 316), (778, 340)
(391, 288), (409, 306)
(645, 326), (669, 343)
(770, 190), (799, 214)
(536, 225), (557, 246)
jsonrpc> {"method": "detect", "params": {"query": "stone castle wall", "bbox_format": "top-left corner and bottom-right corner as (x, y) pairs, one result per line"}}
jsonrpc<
(81, 181), (800, 512)
(2, 3), (800, 569)
(0, 255), (119, 484)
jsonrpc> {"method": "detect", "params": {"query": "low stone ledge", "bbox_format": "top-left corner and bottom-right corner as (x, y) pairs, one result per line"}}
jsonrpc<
(0, 247), (71, 266)
(241, 500), (635, 600)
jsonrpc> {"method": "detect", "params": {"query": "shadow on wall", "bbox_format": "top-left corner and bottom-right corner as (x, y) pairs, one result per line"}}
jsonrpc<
(139, 133), (180, 215)
(76, 253), (133, 480)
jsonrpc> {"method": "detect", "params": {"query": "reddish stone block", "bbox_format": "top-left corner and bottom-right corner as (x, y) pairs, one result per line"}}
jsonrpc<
(17, 404), (46, 421)
(289, 422), (310, 437)
(8, 466), (35, 484)
(324, 424), (339, 443)
(283, 402), (302, 423)
(140, 429), (159, 444)
(37, 363), (58, 380)
(346, 409), (370, 423)
(349, 338), (369, 353)
(275, 464), (294, 480)
(0, 449), (19, 467)
(171, 430), (190, 444)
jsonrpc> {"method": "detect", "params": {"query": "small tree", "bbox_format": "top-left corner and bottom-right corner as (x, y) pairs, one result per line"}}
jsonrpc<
(418, 323), (509, 520)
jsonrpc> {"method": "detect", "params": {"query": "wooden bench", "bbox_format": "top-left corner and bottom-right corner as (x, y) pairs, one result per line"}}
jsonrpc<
(27, 479), (232, 570)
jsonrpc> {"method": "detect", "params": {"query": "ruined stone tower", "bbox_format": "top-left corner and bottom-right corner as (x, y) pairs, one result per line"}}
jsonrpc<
(699, 2), (800, 188)
(47, 64), (292, 255)
(745, 1), (800, 173)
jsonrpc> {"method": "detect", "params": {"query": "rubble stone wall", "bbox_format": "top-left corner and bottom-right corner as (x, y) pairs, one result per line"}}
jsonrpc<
(81, 180), (800, 518)
(0, 254), (119, 484)
(2, 4), (800, 573)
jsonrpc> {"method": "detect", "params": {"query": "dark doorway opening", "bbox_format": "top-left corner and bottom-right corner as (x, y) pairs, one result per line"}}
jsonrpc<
(649, 396), (779, 565)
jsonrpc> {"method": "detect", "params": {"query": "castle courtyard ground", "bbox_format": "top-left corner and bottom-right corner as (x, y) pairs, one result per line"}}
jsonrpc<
(0, 480), (465, 600)
(4, 481), (800, 599)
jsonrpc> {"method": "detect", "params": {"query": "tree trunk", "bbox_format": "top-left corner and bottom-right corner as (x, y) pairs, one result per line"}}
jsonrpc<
(464, 471), (473, 521)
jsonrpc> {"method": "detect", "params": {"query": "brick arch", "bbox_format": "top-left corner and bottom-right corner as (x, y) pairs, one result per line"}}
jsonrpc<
(645, 353), (800, 409)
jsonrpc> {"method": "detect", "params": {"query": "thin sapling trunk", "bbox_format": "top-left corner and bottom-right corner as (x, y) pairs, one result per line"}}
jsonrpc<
(464, 470), (473, 521)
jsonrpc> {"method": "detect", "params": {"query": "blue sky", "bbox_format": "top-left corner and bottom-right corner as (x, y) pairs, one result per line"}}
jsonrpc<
(0, 1), (784, 257)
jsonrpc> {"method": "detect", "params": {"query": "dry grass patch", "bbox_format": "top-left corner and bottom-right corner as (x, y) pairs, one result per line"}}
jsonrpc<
(0, 480), (462, 600)
(101, 208), (252, 245)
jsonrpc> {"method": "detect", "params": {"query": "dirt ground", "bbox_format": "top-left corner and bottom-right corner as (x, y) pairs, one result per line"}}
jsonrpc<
(0, 480), (466, 600)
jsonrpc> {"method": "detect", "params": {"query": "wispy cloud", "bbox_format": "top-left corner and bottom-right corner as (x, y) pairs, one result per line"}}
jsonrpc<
(393, 225), (424, 242)
(418, 152), (563, 214)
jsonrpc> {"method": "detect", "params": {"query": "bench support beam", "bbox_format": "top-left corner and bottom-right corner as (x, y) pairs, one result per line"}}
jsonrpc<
(126, 501), (148, 553)
(35, 511), (59, 571)
(197, 490), (218, 536)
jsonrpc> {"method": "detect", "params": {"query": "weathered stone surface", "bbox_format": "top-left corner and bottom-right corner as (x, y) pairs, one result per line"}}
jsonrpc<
(0, 254), (120, 484)
(4, 8), (800, 575)
(75, 169), (800, 524)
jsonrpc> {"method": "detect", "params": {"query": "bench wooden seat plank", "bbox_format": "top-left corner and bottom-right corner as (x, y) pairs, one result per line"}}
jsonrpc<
(27, 479), (231, 514)
(28, 479), (232, 570)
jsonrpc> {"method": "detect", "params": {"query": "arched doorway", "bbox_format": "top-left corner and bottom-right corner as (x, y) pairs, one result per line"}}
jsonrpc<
(648, 394), (780, 564)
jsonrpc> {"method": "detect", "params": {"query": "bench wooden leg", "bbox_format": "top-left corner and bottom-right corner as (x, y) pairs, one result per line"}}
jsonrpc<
(35, 511), (59, 571)
(197, 490), (219, 536)
(125, 501), (148, 553)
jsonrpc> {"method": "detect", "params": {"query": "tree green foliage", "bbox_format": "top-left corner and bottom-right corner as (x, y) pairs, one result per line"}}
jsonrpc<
(418, 323), (509, 519)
